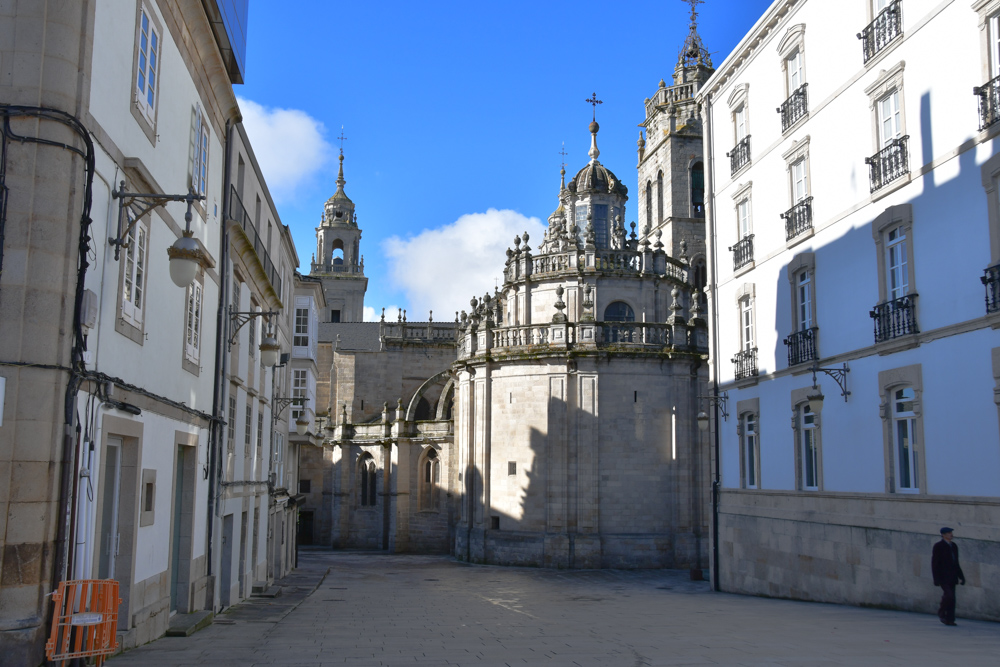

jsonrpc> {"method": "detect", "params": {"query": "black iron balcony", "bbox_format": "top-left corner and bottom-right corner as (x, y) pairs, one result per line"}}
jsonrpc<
(732, 347), (758, 381)
(870, 294), (918, 344)
(982, 265), (1000, 314)
(729, 234), (754, 271)
(858, 0), (901, 65)
(784, 327), (818, 366)
(230, 186), (282, 297)
(727, 135), (751, 175)
(974, 75), (1000, 132)
(777, 84), (808, 132)
(865, 136), (909, 193)
(781, 197), (813, 241)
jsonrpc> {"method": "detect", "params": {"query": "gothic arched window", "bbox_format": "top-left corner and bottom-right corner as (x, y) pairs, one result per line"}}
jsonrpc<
(691, 162), (705, 218)
(656, 171), (664, 224)
(604, 301), (635, 322)
(359, 454), (377, 507)
(645, 181), (652, 228)
(419, 448), (440, 510)
(415, 396), (432, 421)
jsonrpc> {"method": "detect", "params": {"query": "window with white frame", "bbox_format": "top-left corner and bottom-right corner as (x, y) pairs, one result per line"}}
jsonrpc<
(256, 411), (264, 459)
(274, 431), (285, 486)
(740, 296), (754, 352)
(878, 90), (902, 148)
(189, 106), (210, 197)
(878, 365), (924, 493)
(134, 5), (160, 121)
(734, 105), (748, 141)
(245, 401), (253, 455)
(741, 412), (759, 489)
(737, 197), (751, 239)
(292, 370), (307, 420)
(892, 386), (919, 492)
(227, 394), (236, 450)
(120, 217), (149, 328)
(886, 225), (908, 300)
(796, 270), (813, 331)
(799, 403), (819, 490)
(293, 308), (309, 348)
(787, 50), (803, 92)
(184, 280), (203, 364)
(791, 159), (808, 204)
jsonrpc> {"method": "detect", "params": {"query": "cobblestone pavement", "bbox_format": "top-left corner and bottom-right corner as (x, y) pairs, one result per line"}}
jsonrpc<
(108, 548), (1000, 666)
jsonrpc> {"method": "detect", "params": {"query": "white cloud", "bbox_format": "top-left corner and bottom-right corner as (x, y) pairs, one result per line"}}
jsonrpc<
(363, 305), (402, 322)
(236, 96), (332, 202)
(383, 209), (545, 320)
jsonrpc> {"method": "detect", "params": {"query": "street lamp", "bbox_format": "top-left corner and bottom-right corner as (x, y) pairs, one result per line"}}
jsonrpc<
(111, 182), (209, 288)
(697, 411), (710, 432)
(229, 308), (281, 366)
(295, 416), (309, 436)
(259, 322), (281, 368)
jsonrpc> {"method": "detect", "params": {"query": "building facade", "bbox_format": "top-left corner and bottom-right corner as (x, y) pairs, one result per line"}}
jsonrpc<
(700, 0), (1000, 620)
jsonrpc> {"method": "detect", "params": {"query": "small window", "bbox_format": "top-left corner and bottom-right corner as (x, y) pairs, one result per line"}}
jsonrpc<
(886, 225), (908, 300)
(737, 198), (752, 239)
(294, 308), (309, 347)
(740, 296), (755, 351)
(508, 461), (516, 476)
(330, 309), (341, 323)
(796, 270), (813, 331)
(135, 6), (160, 121)
(645, 181), (653, 229)
(878, 91), (902, 148)
(604, 301), (635, 322)
(299, 479), (311, 494)
(256, 412), (264, 457)
(227, 395), (236, 449)
(292, 370), (307, 420)
(691, 163), (705, 218)
(656, 171), (664, 224)
(490, 516), (500, 530)
(144, 482), (154, 512)
(120, 218), (149, 328)
(184, 280), (203, 364)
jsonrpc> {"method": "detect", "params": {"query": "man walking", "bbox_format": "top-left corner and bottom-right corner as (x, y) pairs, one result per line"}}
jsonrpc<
(931, 527), (965, 626)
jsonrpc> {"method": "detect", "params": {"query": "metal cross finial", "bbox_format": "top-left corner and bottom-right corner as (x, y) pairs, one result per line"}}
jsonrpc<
(337, 126), (347, 155)
(686, 0), (704, 25)
(585, 92), (603, 121)
(559, 142), (568, 170)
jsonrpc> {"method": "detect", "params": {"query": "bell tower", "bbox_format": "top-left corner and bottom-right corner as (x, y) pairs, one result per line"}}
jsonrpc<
(310, 149), (368, 322)
(637, 0), (714, 273)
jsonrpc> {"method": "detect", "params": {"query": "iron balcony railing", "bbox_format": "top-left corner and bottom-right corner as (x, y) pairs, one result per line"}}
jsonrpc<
(858, 0), (901, 65)
(974, 75), (1000, 131)
(230, 186), (282, 297)
(784, 327), (818, 366)
(727, 135), (751, 175)
(781, 197), (813, 241)
(865, 136), (909, 193)
(732, 347), (758, 381)
(729, 234), (754, 271)
(981, 265), (1000, 314)
(870, 294), (918, 343)
(777, 84), (808, 132)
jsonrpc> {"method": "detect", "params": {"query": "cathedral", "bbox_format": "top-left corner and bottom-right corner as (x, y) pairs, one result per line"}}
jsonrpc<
(296, 12), (715, 571)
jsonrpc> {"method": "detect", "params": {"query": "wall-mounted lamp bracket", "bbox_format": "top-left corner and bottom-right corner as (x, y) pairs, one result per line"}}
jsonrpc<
(228, 306), (278, 349)
(110, 181), (204, 261)
(272, 396), (307, 422)
(811, 362), (850, 401)
(697, 391), (729, 421)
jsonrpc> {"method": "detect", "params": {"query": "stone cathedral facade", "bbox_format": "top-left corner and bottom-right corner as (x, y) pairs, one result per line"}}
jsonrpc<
(301, 16), (715, 570)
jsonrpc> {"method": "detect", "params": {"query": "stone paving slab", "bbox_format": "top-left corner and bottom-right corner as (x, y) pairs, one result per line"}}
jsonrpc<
(108, 549), (1000, 666)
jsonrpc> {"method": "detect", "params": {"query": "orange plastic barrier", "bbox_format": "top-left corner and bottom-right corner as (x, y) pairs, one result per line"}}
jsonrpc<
(45, 579), (121, 666)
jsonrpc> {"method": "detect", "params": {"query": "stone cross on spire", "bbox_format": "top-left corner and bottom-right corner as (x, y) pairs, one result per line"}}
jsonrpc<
(585, 94), (602, 162)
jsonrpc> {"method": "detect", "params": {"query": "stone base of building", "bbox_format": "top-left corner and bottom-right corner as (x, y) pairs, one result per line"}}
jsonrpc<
(0, 623), (46, 667)
(716, 490), (1000, 621)
(457, 527), (709, 570)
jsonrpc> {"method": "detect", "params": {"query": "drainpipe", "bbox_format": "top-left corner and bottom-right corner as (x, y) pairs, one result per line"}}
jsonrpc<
(702, 91), (722, 592)
(207, 119), (234, 596)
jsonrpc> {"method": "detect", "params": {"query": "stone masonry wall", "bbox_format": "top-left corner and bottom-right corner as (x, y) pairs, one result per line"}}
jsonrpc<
(717, 490), (1000, 621)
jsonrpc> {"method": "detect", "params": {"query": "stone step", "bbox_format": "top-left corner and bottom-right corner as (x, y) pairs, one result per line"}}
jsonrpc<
(251, 583), (282, 598)
(165, 610), (214, 637)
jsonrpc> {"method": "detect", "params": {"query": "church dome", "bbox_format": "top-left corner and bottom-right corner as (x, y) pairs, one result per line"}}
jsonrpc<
(568, 161), (628, 198)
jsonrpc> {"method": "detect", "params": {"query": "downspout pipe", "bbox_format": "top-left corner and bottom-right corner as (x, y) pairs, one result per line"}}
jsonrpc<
(207, 119), (234, 592)
(702, 91), (723, 593)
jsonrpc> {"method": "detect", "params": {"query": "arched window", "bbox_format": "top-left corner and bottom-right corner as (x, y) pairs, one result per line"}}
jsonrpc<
(419, 448), (440, 510)
(332, 248), (344, 266)
(603, 301), (635, 322)
(359, 454), (377, 506)
(656, 171), (664, 223)
(415, 396), (432, 421)
(691, 162), (705, 218)
(645, 181), (652, 228)
(692, 257), (708, 292)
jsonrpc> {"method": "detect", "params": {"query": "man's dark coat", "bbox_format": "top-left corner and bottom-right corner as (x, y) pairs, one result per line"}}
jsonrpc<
(931, 539), (965, 586)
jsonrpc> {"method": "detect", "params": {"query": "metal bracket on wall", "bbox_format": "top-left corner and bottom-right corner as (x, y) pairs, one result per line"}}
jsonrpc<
(811, 362), (850, 401)
(110, 181), (204, 260)
(697, 391), (729, 421)
(228, 305), (278, 349)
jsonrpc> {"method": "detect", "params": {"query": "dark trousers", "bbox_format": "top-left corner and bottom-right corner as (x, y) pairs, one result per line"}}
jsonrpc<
(938, 583), (956, 623)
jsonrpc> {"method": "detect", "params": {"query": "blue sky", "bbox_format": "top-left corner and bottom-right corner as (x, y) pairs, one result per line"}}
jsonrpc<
(237, 0), (774, 320)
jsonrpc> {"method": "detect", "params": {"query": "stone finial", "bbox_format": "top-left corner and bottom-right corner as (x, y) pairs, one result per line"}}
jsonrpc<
(522, 231), (530, 244)
(455, 311), (460, 323)
(654, 229), (664, 251)
(670, 285), (682, 315)
(429, 310), (433, 322)
(553, 284), (567, 322)
(637, 131), (645, 149)
(630, 221), (637, 241)
(403, 309), (407, 323)
(659, 78), (666, 88)
(690, 288), (702, 320)
(470, 297), (479, 310)
(380, 307), (385, 322)
(514, 235), (522, 251)
(679, 239), (689, 263)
